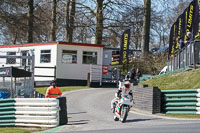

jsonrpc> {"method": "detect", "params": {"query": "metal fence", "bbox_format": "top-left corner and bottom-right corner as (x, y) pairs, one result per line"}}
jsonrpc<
(90, 64), (102, 86)
(168, 40), (200, 72)
(0, 50), (35, 98)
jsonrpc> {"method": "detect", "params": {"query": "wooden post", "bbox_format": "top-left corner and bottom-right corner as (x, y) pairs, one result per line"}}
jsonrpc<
(54, 66), (56, 80)
(193, 42), (196, 69)
(87, 73), (91, 87)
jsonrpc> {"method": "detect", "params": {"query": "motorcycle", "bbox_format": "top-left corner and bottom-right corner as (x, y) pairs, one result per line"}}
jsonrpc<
(112, 81), (134, 123)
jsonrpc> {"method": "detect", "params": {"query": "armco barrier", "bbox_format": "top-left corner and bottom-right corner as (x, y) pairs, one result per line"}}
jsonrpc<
(0, 98), (67, 127)
(161, 89), (200, 114)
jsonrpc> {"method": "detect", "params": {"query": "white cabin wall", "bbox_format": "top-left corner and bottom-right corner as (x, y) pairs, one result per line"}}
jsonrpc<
(56, 44), (103, 80)
(0, 43), (104, 81)
(0, 45), (57, 81)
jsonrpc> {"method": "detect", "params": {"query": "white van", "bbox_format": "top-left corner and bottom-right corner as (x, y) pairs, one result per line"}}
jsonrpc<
(159, 66), (168, 75)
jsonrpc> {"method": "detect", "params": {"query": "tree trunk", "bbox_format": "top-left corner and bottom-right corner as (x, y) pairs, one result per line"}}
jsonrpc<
(27, 0), (34, 43)
(69, 0), (76, 42)
(65, 0), (70, 42)
(141, 0), (151, 57)
(163, 31), (166, 47)
(95, 0), (103, 45)
(13, 33), (17, 44)
(51, 0), (57, 41)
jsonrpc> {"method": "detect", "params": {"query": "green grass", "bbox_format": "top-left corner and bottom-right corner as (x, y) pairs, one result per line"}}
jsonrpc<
(139, 68), (200, 90)
(0, 127), (44, 133)
(165, 114), (200, 119)
(36, 86), (89, 95)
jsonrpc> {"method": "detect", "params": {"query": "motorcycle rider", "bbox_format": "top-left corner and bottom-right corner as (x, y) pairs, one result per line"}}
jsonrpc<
(111, 74), (133, 113)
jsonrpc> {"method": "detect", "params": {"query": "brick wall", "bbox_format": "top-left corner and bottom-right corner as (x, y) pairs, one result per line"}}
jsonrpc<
(132, 85), (161, 114)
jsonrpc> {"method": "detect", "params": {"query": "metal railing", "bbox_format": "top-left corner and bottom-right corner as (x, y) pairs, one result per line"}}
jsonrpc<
(168, 40), (200, 72)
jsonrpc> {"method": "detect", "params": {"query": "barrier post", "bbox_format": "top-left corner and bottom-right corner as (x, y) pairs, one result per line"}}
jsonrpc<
(194, 42), (196, 69)
(87, 73), (91, 87)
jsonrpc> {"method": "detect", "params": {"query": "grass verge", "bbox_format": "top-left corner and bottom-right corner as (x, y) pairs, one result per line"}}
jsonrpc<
(165, 114), (200, 119)
(36, 86), (89, 95)
(139, 68), (200, 90)
(0, 127), (45, 133)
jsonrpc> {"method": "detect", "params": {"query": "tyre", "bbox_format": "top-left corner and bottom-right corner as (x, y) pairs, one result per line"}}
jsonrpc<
(120, 106), (128, 123)
(114, 115), (119, 121)
(57, 97), (67, 110)
(59, 109), (68, 125)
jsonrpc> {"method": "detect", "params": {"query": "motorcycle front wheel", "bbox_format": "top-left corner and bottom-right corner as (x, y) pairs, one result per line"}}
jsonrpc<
(120, 106), (128, 123)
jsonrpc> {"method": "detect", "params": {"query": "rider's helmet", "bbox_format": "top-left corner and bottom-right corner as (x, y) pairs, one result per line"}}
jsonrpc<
(124, 81), (130, 91)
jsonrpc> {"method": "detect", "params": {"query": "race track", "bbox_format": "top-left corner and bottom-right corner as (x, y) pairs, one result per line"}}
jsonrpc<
(55, 88), (200, 133)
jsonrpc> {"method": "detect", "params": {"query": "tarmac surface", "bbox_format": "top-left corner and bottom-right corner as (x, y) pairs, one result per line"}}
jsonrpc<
(55, 88), (200, 133)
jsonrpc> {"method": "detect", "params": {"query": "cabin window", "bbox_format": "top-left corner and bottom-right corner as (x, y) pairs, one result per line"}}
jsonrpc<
(82, 51), (97, 64)
(6, 52), (16, 64)
(62, 50), (77, 64)
(40, 50), (51, 63)
(21, 51), (31, 66)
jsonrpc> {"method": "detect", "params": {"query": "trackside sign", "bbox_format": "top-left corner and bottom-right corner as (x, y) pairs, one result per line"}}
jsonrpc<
(0, 68), (11, 77)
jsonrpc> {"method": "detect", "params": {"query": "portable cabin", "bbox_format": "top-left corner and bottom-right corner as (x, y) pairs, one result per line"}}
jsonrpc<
(0, 42), (104, 86)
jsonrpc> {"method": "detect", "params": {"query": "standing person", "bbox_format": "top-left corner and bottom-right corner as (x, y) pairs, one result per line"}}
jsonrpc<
(176, 37), (185, 50)
(130, 66), (136, 83)
(184, 32), (193, 46)
(45, 80), (62, 98)
(135, 68), (142, 83)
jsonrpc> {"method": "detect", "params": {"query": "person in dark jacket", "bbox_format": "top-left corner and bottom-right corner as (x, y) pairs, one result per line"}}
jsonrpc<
(135, 68), (142, 83)
(130, 66), (136, 83)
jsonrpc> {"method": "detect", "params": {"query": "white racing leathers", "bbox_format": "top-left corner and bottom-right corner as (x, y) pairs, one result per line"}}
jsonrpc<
(110, 81), (134, 123)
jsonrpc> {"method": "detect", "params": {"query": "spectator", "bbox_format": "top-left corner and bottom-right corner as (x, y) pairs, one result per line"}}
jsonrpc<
(176, 37), (185, 50)
(184, 32), (193, 46)
(112, 67), (117, 80)
(135, 68), (142, 83)
(129, 66), (136, 83)
(45, 80), (62, 98)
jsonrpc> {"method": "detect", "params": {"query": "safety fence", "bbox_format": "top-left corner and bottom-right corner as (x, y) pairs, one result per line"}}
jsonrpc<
(0, 98), (67, 127)
(33, 91), (45, 98)
(161, 89), (200, 114)
(168, 40), (200, 72)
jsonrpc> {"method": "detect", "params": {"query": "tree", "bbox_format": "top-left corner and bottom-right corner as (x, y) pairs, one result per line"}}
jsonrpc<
(95, 0), (103, 44)
(51, 0), (57, 41)
(27, 0), (34, 43)
(65, 0), (76, 42)
(141, 0), (151, 57)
